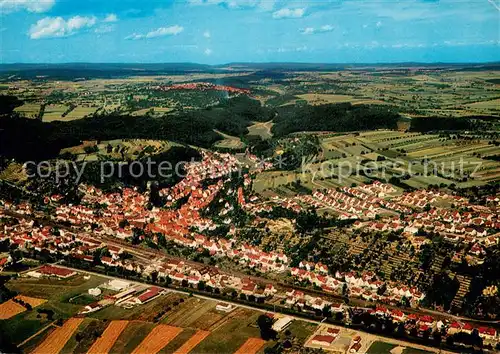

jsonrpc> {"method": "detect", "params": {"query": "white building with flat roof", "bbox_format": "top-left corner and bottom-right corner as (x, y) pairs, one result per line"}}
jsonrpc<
(272, 316), (293, 332)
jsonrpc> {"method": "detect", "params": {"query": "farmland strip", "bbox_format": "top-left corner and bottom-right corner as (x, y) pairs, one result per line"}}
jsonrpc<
(234, 338), (266, 354)
(173, 330), (210, 354)
(131, 325), (182, 354)
(32, 317), (84, 354)
(87, 320), (129, 354)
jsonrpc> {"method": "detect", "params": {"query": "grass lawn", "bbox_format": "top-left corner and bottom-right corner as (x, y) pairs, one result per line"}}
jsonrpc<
(367, 340), (397, 354)
(42, 104), (68, 122)
(6, 275), (107, 319)
(286, 321), (316, 345)
(18, 324), (55, 353)
(403, 347), (434, 354)
(0, 312), (47, 345)
(0, 274), (109, 344)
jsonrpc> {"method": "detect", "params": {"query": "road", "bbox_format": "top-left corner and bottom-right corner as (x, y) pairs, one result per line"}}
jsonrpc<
(52, 263), (455, 354)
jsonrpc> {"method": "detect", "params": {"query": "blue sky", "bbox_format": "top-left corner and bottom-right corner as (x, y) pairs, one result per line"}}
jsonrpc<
(0, 0), (499, 63)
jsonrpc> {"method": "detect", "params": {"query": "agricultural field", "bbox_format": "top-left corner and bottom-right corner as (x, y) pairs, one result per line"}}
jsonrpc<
(0, 274), (107, 345)
(131, 324), (183, 354)
(1, 275), (302, 354)
(0, 298), (26, 319)
(32, 317), (84, 354)
(110, 321), (157, 354)
(247, 121), (274, 140)
(234, 337), (266, 354)
(3, 66), (500, 123)
(214, 130), (246, 150)
(59, 139), (180, 162)
(131, 107), (173, 116)
(13, 103), (41, 119)
(296, 93), (387, 106)
(42, 104), (69, 122)
(63, 106), (99, 120)
(87, 320), (129, 354)
(172, 330), (210, 354)
(367, 341), (434, 354)
(301, 130), (500, 190)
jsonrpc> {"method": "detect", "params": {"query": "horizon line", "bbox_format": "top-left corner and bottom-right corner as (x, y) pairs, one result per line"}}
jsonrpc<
(1, 61), (500, 66)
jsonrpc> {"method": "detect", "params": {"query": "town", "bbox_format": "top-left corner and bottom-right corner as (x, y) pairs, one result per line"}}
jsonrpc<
(1, 147), (499, 353)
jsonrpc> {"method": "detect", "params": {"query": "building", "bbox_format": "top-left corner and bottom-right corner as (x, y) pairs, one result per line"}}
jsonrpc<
(311, 335), (336, 346)
(88, 288), (102, 296)
(103, 279), (131, 291)
(135, 287), (164, 304)
(350, 342), (362, 353)
(28, 265), (76, 279)
(272, 316), (293, 332)
(215, 302), (234, 312)
(80, 302), (103, 314)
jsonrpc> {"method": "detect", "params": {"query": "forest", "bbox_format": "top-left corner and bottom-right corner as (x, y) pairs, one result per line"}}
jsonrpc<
(271, 103), (401, 136)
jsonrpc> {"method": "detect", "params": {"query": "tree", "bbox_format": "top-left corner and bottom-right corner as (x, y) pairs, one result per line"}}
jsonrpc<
(257, 315), (277, 340)
(197, 281), (206, 291)
(151, 271), (158, 284)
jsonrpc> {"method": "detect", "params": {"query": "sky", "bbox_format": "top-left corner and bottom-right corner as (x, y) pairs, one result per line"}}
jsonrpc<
(0, 0), (499, 64)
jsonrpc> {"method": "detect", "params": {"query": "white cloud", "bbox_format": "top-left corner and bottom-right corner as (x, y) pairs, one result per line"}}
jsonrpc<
(204, 48), (213, 55)
(487, 0), (500, 11)
(376, 21), (383, 28)
(0, 0), (55, 13)
(95, 25), (114, 34)
(301, 27), (314, 35)
(103, 13), (118, 22)
(272, 7), (305, 19)
(125, 25), (184, 40)
(269, 45), (308, 53)
(203, 30), (211, 38)
(320, 24), (334, 32)
(188, 0), (274, 11)
(29, 15), (97, 39)
(300, 24), (334, 35)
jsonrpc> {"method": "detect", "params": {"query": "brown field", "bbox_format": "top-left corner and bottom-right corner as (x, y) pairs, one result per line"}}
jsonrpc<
(214, 130), (246, 150)
(0, 299), (26, 319)
(162, 297), (221, 330)
(131, 325), (183, 354)
(32, 317), (84, 354)
(87, 320), (129, 354)
(234, 338), (266, 354)
(15, 295), (47, 308)
(173, 330), (210, 354)
(247, 121), (274, 140)
(109, 321), (155, 354)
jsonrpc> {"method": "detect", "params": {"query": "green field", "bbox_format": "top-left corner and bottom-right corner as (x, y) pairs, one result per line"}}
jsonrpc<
(63, 106), (99, 120)
(14, 103), (41, 118)
(1, 275), (107, 345)
(367, 341), (397, 354)
(42, 104), (69, 122)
